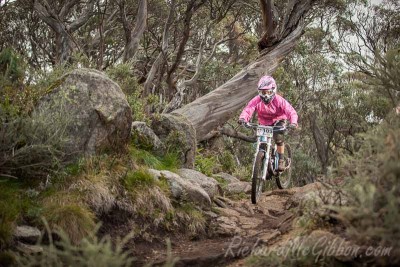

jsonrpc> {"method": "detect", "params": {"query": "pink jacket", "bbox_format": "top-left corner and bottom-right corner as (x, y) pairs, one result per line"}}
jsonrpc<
(239, 94), (298, 125)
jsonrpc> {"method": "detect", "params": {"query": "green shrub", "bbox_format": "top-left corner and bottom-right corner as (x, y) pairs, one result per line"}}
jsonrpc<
(0, 65), (77, 181)
(219, 151), (236, 173)
(0, 98), (74, 180)
(0, 47), (25, 87)
(106, 63), (147, 122)
(336, 114), (400, 251)
(195, 149), (221, 176)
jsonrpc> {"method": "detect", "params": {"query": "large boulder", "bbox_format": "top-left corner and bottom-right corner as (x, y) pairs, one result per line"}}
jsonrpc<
(35, 68), (132, 156)
(148, 169), (211, 210)
(178, 168), (221, 198)
(150, 114), (196, 168)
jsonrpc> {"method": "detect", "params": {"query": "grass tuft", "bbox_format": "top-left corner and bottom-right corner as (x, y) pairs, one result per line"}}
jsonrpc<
(40, 203), (96, 245)
(129, 146), (180, 171)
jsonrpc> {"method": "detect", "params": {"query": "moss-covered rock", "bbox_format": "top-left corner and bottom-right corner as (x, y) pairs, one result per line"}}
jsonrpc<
(150, 114), (196, 168)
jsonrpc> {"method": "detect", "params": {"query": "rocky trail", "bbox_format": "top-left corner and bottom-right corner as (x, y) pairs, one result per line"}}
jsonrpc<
(134, 183), (319, 267)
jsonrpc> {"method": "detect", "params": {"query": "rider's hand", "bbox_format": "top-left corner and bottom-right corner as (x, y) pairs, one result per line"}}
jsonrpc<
(238, 118), (246, 125)
(288, 123), (298, 130)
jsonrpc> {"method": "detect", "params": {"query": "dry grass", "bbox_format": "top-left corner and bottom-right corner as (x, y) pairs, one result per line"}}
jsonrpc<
(40, 191), (96, 244)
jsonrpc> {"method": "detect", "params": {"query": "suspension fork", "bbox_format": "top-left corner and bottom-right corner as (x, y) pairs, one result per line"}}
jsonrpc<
(262, 138), (272, 180)
(251, 138), (261, 177)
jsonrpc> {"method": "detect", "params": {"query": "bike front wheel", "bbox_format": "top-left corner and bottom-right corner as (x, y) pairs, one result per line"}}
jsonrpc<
(275, 144), (292, 189)
(251, 151), (265, 204)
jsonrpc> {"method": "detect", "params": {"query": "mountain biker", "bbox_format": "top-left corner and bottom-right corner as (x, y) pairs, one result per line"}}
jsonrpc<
(238, 75), (298, 171)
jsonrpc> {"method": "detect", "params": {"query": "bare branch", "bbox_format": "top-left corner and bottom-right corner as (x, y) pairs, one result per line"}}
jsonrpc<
(69, 0), (96, 32)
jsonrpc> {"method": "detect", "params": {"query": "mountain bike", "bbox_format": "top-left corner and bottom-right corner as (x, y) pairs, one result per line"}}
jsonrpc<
(243, 122), (293, 204)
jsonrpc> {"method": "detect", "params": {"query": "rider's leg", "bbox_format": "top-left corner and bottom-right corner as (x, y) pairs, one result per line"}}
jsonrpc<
(273, 121), (285, 171)
(276, 141), (285, 171)
(277, 142), (285, 154)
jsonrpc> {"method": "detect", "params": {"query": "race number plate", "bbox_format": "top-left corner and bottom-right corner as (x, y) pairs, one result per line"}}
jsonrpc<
(256, 127), (273, 137)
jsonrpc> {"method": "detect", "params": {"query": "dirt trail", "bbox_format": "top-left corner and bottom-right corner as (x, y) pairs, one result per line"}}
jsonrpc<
(133, 184), (318, 267)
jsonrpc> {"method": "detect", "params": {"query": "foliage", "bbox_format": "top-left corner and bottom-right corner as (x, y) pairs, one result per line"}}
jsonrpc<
(336, 113), (400, 259)
(106, 63), (147, 122)
(194, 148), (221, 176)
(41, 205), (96, 245)
(123, 169), (156, 189)
(0, 47), (25, 87)
(0, 92), (74, 180)
(245, 244), (344, 267)
(0, 179), (38, 248)
(129, 146), (180, 172)
(174, 203), (206, 236)
(12, 223), (135, 267)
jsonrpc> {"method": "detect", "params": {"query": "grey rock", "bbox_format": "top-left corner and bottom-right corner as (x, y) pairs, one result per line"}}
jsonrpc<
(151, 114), (196, 168)
(14, 226), (41, 243)
(178, 168), (221, 198)
(131, 121), (165, 152)
(148, 169), (212, 210)
(286, 182), (348, 208)
(214, 216), (241, 236)
(225, 182), (251, 194)
(35, 68), (132, 157)
(16, 242), (43, 254)
(213, 173), (240, 184)
(214, 207), (240, 217)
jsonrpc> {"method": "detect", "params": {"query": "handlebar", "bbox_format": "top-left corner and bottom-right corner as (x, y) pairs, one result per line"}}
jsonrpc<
(244, 122), (289, 132)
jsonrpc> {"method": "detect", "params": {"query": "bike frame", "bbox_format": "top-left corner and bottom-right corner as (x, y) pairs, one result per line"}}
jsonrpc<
(248, 123), (287, 181)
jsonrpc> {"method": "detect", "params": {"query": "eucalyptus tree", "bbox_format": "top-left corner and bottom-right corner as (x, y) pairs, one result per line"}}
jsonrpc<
(332, 0), (400, 106)
(32, 0), (96, 64)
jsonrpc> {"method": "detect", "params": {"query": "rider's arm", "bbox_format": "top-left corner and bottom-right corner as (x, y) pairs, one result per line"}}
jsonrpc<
(239, 96), (261, 122)
(280, 97), (298, 125)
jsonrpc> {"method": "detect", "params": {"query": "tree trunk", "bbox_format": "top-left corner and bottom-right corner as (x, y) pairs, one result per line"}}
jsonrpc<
(122, 0), (147, 62)
(172, 25), (305, 142)
(309, 113), (329, 174)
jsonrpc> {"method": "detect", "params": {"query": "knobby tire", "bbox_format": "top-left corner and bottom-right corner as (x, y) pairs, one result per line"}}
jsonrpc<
(275, 144), (292, 189)
(251, 151), (265, 204)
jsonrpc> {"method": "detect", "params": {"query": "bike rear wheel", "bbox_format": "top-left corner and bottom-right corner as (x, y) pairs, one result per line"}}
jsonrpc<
(251, 151), (265, 204)
(275, 144), (292, 189)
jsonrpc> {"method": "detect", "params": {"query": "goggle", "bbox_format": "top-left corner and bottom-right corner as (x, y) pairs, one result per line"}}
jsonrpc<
(258, 89), (274, 96)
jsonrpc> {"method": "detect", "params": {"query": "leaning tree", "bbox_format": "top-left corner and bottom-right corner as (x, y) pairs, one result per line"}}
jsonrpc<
(151, 0), (323, 167)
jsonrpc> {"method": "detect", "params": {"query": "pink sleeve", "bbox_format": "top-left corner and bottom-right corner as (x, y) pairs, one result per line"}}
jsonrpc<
(239, 96), (260, 122)
(281, 98), (298, 124)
